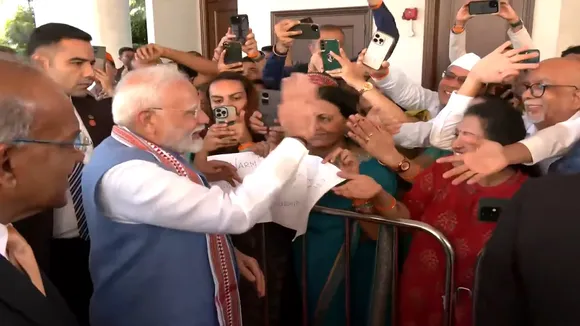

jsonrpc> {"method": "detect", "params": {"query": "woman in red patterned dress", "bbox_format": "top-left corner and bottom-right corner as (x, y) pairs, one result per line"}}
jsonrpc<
(333, 96), (533, 326)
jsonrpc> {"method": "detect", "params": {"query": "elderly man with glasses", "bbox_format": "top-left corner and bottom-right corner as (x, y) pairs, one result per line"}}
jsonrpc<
(0, 58), (84, 326)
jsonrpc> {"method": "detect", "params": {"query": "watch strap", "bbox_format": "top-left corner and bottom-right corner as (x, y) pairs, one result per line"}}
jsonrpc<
(452, 24), (465, 34)
(509, 19), (523, 28)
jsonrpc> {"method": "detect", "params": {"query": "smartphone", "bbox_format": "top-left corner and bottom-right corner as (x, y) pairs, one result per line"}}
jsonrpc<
(321, 39), (341, 72)
(478, 198), (510, 222)
(521, 49), (540, 64)
(300, 17), (314, 24)
(259, 90), (281, 126)
(468, 0), (499, 15)
(92, 46), (106, 70)
(213, 105), (238, 125)
(223, 41), (243, 65)
(230, 14), (249, 43)
(289, 23), (320, 40)
(362, 31), (397, 70)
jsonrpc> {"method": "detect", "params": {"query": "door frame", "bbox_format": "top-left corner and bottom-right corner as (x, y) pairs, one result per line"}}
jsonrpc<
(421, 0), (536, 90)
(270, 7), (373, 47)
(199, 0), (238, 58)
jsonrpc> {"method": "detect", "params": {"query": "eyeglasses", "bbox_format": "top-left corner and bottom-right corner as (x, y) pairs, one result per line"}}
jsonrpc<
(9, 132), (92, 153)
(441, 70), (467, 84)
(150, 106), (199, 118)
(519, 83), (579, 98)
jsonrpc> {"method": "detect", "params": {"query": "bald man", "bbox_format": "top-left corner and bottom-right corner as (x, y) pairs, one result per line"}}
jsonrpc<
(0, 59), (83, 326)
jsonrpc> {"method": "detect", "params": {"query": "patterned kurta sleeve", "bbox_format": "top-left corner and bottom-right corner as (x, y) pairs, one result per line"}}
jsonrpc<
(402, 163), (443, 221)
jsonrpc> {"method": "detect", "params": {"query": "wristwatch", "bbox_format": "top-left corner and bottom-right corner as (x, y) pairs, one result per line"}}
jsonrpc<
(509, 19), (523, 29)
(395, 158), (411, 173)
(451, 23), (465, 34)
(358, 81), (374, 95)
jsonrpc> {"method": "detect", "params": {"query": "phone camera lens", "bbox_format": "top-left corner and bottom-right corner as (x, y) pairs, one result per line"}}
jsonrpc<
(375, 34), (380, 38)
(312, 25), (319, 32)
(262, 92), (269, 99)
(490, 1), (498, 7)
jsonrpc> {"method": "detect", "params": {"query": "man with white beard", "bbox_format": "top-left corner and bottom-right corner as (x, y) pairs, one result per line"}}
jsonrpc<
(81, 65), (320, 326)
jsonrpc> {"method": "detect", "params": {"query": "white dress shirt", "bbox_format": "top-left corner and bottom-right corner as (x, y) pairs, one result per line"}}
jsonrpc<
(53, 106), (94, 239)
(0, 223), (7, 258)
(97, 137), (308, 235)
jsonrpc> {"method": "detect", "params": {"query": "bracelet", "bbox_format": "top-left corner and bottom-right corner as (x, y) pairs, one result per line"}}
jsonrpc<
(370, 1), (383, 10)
(247, 50), (260, 59)
(238, 142), (255, 151)
(374, 196), (397, 212)
(272, 45), (288, 57)
(509, 19), (523, 29)
(451, 24), (465, 34)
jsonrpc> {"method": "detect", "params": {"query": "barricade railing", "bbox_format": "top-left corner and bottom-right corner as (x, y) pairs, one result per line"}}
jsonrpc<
(307, 206), (456, 326)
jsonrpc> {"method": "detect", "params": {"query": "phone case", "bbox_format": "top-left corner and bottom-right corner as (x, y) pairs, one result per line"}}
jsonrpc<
(93, 46), (107, 70)
(363, 31), (396, 70)
(289, 23), (321, 40)
(468, 1), (499, 15)
(230, 14), (249, 43)
(213, 106), (238, 125)
(259, 90), (281, 126)
(477, 198), (510, 222)
(223, 42), (243, 65)
(321, 39), (341, 72)
(522, 49), (540, 64)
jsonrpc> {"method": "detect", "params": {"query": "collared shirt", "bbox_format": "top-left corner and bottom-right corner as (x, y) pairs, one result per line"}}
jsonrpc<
(97, 137), (308, 234)
(0, 223), (7, 258)
(53, 105), (94, 239)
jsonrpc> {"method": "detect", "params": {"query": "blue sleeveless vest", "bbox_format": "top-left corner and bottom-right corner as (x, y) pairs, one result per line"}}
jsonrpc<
(82, 136), (219, 326)
(549, 141), (580, 175)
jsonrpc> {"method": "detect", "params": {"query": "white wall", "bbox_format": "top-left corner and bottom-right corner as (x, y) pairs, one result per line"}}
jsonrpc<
(239, 0), (580, 83)
(34, 0), (132, 67)
(237, 0), (426, 84)
(145, 0), (202, 53)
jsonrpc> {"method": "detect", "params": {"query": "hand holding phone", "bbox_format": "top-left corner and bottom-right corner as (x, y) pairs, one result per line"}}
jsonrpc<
(230, 15), (250, 43)
(321, 39), (341, 72)
(289, 23), (321, 40)
(468, 0), (499, 15)
(362, 31), (396, 70)
(93, 46), (107, 71)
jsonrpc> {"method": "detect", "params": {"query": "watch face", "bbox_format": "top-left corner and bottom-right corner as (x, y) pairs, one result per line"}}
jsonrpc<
(399, 160), (411, 172)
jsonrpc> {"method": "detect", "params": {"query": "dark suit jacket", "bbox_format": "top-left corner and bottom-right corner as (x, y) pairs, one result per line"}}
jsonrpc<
(0, 257), (78, 326)
(475, 174), (580, 326)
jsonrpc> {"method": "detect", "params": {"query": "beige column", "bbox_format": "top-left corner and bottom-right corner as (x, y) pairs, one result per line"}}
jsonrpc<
(145, 0), (202, 53)
(34, 0), (132, 68)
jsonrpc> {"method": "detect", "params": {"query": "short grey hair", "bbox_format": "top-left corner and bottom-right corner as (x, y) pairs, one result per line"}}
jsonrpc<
(0, 98), (35, 143)
(112, 64), (190, 126)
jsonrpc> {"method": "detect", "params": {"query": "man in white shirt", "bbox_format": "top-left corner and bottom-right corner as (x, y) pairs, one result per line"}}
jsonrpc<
(27, 23), (97, 325)
(82, 66), (319, 326)
(0, 58), (83, 326)
(436, 56), (580, 182)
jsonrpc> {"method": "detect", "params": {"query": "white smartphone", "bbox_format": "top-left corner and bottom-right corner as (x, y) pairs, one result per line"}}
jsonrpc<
(362, 31), (396, 71)
(212, 105), (237, 125)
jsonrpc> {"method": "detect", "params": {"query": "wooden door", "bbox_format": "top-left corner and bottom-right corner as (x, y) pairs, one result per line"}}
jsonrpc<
(421, 0), (535, 90)
(200, 0), (238, 58)
(271, 7), (372, 64)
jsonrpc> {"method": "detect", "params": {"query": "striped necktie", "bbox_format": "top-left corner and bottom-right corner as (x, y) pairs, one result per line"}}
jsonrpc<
(69, 162), (89, 240)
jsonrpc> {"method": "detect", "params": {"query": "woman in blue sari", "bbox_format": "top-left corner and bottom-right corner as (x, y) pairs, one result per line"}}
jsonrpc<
(291, 74), (398, 326)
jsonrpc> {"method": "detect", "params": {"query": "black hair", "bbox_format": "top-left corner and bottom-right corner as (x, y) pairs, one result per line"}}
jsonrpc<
(26, 23), (92, 56)
(317, 86), (359, 119)
(261, 46), (273, 52)
(562, 45), (580, 57)
(177, 63), (198, 79)
(464, 97), (526, 146)
(206, 72), (259, 124)
(0, 45), (16, 54)
(118, 47), (135, 57)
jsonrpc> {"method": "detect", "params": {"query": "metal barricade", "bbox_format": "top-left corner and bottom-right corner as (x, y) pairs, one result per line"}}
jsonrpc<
(310, 206), (456, 326)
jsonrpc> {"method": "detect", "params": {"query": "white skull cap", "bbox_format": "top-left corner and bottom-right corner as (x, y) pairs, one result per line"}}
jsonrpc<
(449, 53), (481, 71)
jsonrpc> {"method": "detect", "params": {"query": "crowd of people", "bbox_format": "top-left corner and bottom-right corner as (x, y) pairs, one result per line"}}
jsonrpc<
(1, 0), (580, 326)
